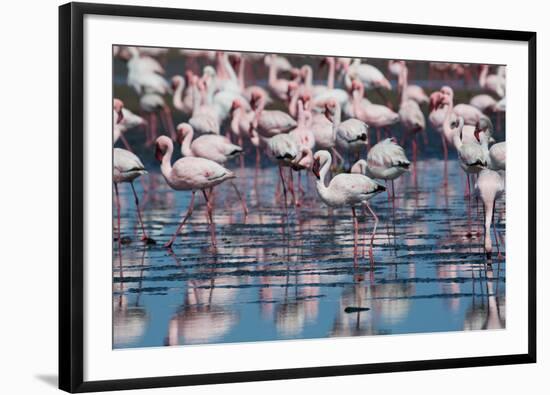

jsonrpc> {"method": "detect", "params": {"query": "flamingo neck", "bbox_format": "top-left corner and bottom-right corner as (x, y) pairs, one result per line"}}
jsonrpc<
(400, 67), (409, 104)
(160, 144), (174, 182)
(237, 58), (245, 90)
(172, 78), (185, 111)
(181, 129), (194, 158)
(479, 66), (488, 88)
(327, 59), (335, 89)
(316, 153), (332, 193)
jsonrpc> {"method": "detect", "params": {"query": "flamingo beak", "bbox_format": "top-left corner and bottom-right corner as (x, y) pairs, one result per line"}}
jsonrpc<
(312, 159), (320, 179)
(474, 128), (481, 143)
(116, 110), (123, 124)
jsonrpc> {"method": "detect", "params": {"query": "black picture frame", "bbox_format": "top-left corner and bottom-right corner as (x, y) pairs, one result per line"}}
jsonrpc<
(59, 2), (537, 392)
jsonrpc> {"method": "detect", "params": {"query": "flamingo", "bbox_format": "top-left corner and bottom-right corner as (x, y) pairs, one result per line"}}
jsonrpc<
(266, 54), (300, 101)
(398, 65), (425, 168)
(350, 80), (399, 142)
(139, 93), (176, 145)
(266, 133), (300, 212)
(171, 73), (195, 116)
(312, 150), (386, 263)
(391, 60), (429, 105)
(188, 76), (221, 135)
(155, 136), (237, 249)
(489, 142), (506, 171)
(440, 86), (494, 135)
(250, 89), (297, 138)
(479, 65), (506, 98)
(176, 123), (248, 216)
(114, 107), (146, 151)
(469, 94), (497, 114)
(113, 148), (154, 244)
(475, 169), (505, 260)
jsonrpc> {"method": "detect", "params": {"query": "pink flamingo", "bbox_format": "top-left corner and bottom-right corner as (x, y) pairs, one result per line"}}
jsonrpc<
(479, 65), (506, 98)
(250, 89), (297, 138)
(176, 123), (248, 216)
(312, 150), (386, 263)
(266, 133), (300, 212)
(398, 66), (426, 171)
(440, 86), (494, 135)
(171, 72), (195, 116)
(350, 80), (399, 142)
(113, 148), (154, 244)
(475, 169), (505, 260)
(188, 76), (221, 135)
(155, 136), (236, 249)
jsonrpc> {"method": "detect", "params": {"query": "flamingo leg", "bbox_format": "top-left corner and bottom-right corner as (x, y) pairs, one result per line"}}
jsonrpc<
(163, 106), (177, 141)
(288, 168), (298, 206)
(239, 136), (245, 169)
(130, 181), (151, 242)
(364, 202), (379, 265)
(164, 191), (195, 249)
(278, 165), (288, 216)
(351, 207), (359, 257)
(114, 182), (122, 245)
(151, 112), (158, 143)
(492, 200), (504, 260)
(118, 133), (133, 152)
(202, 189), (217, 248)
(229, 180), (248, 217)
(441, 133), (448, 186)
(376, 128), (381, 143)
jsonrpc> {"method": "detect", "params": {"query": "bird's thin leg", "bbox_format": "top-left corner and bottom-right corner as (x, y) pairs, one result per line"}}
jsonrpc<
(391, 179), (397, 250)
(151, 112), (158, 142)
(278, 165), (288, 216)
(331, 148), (344, 168)
(376, 128), (381, 143)
(239, 136), (245, 169)
(202, 190), (217, 247)
(385, 187), (392, 244)
(492, 200), (504, 260)
(412, 135), (418, 187)
(351, 207), (359, 257)
(114, 182), (122, 245)
(361, 206), (367, 258)
(287, 168), (298, 206)
(229, 180), (248, 218)
(441, 134), (448, 186)
(130, 181), (151, 241)
(164, 191), (195, 249)
(364, 202), (379, 265)
(163, 105), (177, 141)
(118, 133), (133, 152)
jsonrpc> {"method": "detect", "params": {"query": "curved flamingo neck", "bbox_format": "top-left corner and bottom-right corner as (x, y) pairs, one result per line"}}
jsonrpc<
(317, 152), (332, 191)
(479, 66), (488, 88)
(181, 128), (194, 158)
(400, 67), (409, 104)
(352, 87), (365, 118)
(172, 78), (185, 110)
(237, 58), (245, 90)
(160, 142), (174, 181)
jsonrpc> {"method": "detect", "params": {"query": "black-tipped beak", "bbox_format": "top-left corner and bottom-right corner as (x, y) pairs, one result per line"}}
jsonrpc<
(116, 110), (123, 124)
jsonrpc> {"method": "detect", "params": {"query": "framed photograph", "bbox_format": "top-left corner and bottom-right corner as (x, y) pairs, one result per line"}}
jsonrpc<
(59, 1), (536, 392)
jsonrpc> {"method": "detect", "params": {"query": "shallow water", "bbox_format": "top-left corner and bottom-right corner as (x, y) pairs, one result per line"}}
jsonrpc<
(113, 159), (506, 348)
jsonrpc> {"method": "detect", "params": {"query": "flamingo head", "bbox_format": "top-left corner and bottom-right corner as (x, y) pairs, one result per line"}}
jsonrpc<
(231, 99), (243, 112)
(289, 67), (300, 80)
(171, 75), (183, 90)
(474, 118), (490, 143)
(154, 136), (171, 162)
(113, 99), (124, 124)
(324, 99), (337, 121)
(176, 123), (192, 145)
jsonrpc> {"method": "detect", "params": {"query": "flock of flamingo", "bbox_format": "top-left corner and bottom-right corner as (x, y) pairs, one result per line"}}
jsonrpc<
(113, 46), (506, 264)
